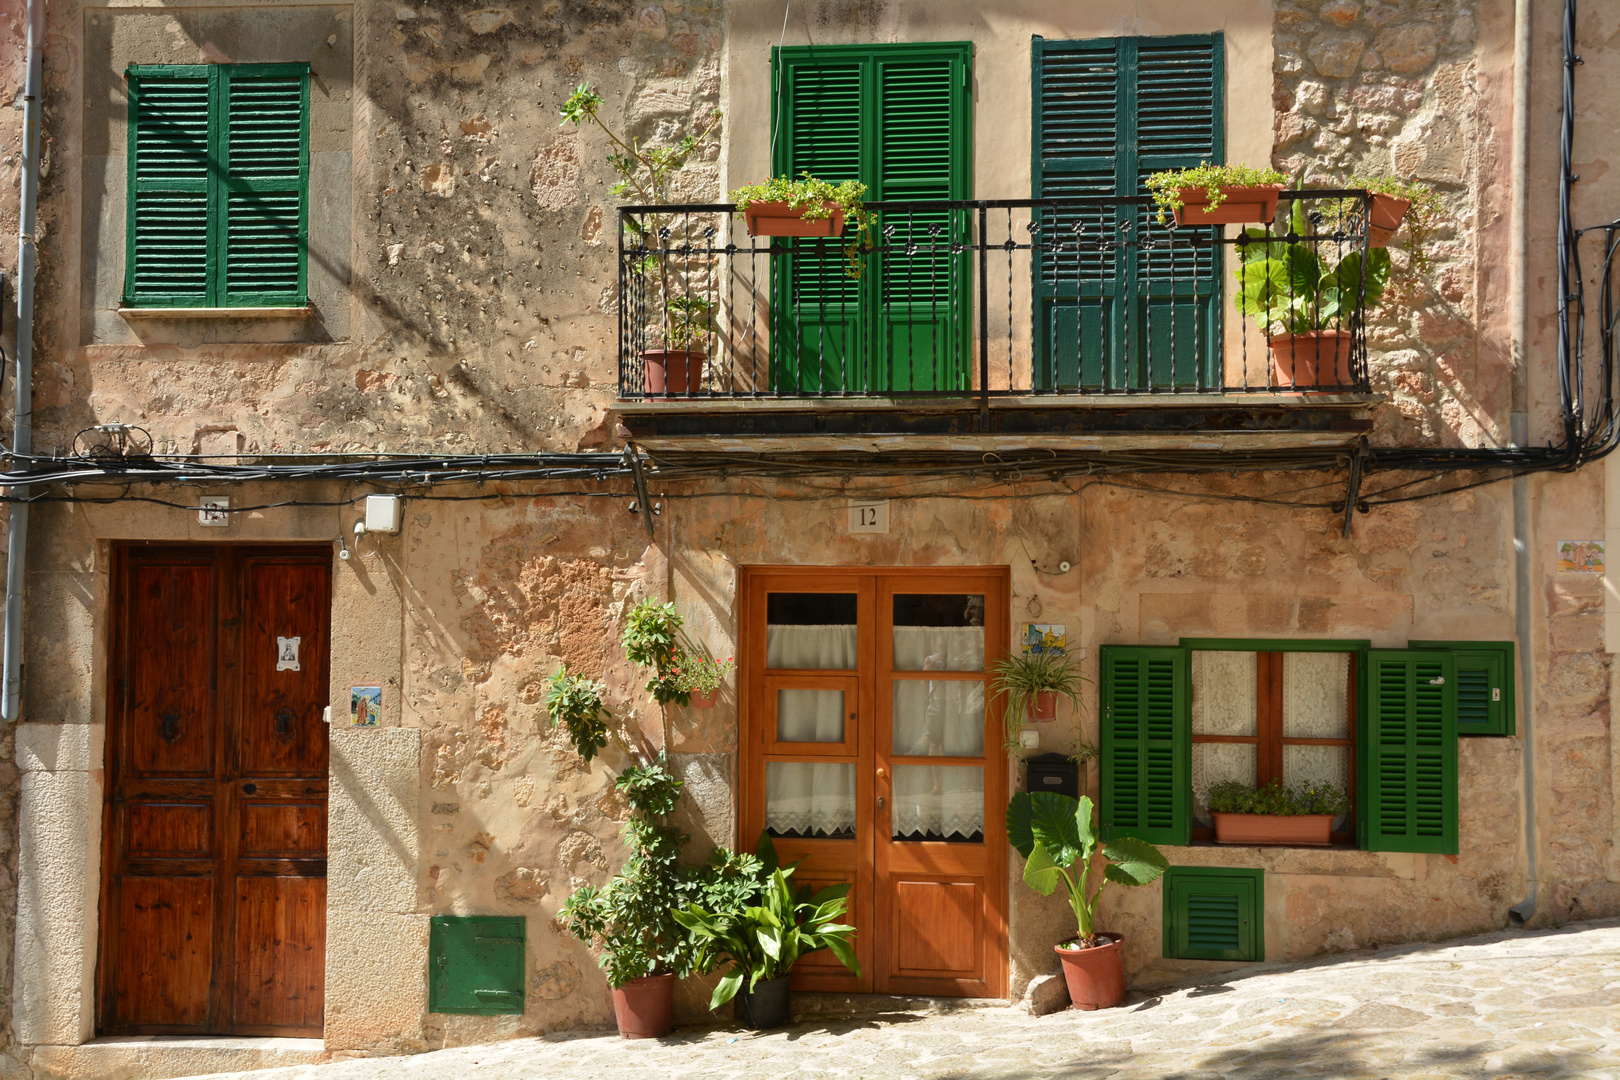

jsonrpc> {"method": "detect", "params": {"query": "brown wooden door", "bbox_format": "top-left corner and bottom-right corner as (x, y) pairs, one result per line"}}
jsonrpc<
(101, 544), (331, 1036)
(740, 568), (1009, 998)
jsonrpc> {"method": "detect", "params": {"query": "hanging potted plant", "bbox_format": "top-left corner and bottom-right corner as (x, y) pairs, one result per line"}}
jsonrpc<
(1006, 793), (1168, 1010)
(622, 598), (690, 707)
(673, 653), (734, 709)
(1147, 162), (1287, 227)
(990, 648), (1086, 743)
(1234, 198), (1391, 390)
(560, 83), (722, 395)
(1207, 778), (1349, 846)
(675, 834), (860, 1029)
(1341, 176), (1443, 265)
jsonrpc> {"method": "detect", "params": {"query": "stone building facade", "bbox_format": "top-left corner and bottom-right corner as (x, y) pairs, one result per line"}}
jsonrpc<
(0, 0), (1615, 1077)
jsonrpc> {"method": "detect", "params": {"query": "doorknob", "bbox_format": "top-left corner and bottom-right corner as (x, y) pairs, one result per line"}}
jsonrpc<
(877, 796), (886, 809)
(876, 767), (887, 779)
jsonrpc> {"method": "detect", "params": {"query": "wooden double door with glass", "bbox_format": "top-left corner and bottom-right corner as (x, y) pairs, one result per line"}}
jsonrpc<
(99, 544), (331, 1035)
(740, 568), (1009, 998)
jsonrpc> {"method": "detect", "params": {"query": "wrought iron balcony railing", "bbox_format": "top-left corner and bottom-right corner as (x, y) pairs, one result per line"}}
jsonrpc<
(617, 191), (1380, 403)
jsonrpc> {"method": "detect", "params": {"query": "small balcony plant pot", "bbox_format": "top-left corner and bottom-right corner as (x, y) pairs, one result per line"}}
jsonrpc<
(1172, 184), (1284, 227)
(744, 200), (846, 238)
(1213, 812), (1334, 846)
(733, 975), (793, 1029)
(641, 348), (706, 395)
(1027, 691), (1057, 722)
(1367, 193), (1412, 248)
(610, 972), (676, 1039)
(1268, 330), (1353, 391)
(1054, 933), (1126, 1011)
(689, 688), (719, 709)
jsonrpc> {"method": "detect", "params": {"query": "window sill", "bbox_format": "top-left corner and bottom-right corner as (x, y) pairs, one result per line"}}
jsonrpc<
(118, 306), (312, 320)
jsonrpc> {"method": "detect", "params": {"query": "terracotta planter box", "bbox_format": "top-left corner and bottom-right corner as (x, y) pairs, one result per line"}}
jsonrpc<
(1054, 933), (1125, 1010)
(1268, 330), (1353, 390)
(1213, 812), (1335, 846)
(1027, 691), (1057, 722)
(688, 688), (719, 709)
(1172, 184), (1284, 227)
(1367, 193), (1412, 247)
(611, 972), (676, 1038)
(743, 200), (846, 238)
(641, 348), (706, 395)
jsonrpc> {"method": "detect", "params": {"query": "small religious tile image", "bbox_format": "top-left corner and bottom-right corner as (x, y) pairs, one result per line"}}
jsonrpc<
(1021, 623), (1068, 654)
(351, 686), (383, 727)
(1557, 540), (1605, 574)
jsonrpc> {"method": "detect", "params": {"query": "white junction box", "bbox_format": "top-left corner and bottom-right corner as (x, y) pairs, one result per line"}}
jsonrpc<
(364, 495), (402, 534)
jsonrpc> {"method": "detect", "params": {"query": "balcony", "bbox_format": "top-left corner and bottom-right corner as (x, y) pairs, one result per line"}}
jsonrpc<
(615, 192), (1382, 453)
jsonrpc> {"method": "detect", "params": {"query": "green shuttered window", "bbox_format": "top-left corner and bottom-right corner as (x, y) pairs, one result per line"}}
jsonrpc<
(1100, 645), (1189, 846)
(124, 64), (310, 309)
(1162, 867), (1263, 961)
(429, 915), (527, 1015)
(772, 42), (972, 393)
(1032, 34), (1223, 390)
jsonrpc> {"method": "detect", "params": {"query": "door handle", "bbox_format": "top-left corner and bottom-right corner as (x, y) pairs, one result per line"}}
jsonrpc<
(877, 796), (885, 809)
(876, 767), (886, 779)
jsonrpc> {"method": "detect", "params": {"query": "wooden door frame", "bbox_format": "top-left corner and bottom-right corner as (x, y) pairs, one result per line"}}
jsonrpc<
(98, 542), (333, 1037)
(737, 565), (1011, 999)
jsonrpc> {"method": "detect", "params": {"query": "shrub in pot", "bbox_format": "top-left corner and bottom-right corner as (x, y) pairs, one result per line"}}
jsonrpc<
(672, 653), (734, 709)
(1206, 778), (1350, 846)
(1146, 162), (1286, 227)
(675, 835), (860, 1029)
(990, 648), (1086, 743)
(1006, 792), (1168, 1010)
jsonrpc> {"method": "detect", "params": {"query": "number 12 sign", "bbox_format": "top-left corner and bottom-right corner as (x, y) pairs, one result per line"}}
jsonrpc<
(848, 501), (889, 534)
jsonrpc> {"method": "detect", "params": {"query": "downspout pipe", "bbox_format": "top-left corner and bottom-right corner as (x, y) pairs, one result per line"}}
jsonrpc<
(2, 0), (45, 721)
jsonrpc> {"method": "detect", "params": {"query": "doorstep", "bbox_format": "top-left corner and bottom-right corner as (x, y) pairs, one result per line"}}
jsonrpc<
(792, 993), (1010, 1022)
(30, 1036), (332, 1080)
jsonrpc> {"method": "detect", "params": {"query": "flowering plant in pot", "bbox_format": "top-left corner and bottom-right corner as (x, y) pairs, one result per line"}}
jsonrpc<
(1234, 197), (1391, 389)
(1146, 162), (1286, 227)
(622, 599), (691, 707)
(672, 653), (735, 708)
(990, 648), (1086, 746)
(1006, 792), (1168, 1010)
(1206, 778), (1350, 846)
(674, 834), (859, 1030)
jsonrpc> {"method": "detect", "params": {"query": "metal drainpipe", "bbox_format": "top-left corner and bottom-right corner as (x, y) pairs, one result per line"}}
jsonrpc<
(1507, 0), (1539, 926)
(2, 0), (44, 721)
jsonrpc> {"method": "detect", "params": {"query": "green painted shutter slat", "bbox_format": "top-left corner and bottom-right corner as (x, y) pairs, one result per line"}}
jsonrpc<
(1100, 645), (1188, 845)
(1362, 651), (1458, 854)
(1162, 867), (1263, 961)
(125, 70), (213, 306)
(222, 67), (309, 305)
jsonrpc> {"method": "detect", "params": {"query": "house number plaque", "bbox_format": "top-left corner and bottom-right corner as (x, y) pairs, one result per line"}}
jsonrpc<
(848, 501), (889, 534)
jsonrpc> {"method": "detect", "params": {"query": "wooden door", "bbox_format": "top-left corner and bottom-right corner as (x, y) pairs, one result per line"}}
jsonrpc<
(101, 544), (331, 1036)
(740, 568), (1009, 998)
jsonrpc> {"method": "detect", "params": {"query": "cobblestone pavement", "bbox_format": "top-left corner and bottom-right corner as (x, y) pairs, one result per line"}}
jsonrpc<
(207, 919), (1620, 1079)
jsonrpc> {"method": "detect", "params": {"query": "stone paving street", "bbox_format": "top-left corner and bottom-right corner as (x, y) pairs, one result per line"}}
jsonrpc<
(205, 919), (1620, 1080)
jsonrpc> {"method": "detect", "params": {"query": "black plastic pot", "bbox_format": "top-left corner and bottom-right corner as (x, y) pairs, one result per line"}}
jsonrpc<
(734, 976), (792, 1029)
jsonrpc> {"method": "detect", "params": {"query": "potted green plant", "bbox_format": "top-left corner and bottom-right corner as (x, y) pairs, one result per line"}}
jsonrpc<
(622, 599), (690, 707)
(674, 835), (860, 1029)
(561, 83), (721, 394)
(672, 653), (734, 709)
(1147, 163), (1287, 227)
(1207, 778), (1350, 846)
(730, 172), (869, 238)
(1345, 175), (1443, 268)
(1234, 198), (1391, 389)
(990, 648), (1086, 741)
(1006, 792), (1169, 1010)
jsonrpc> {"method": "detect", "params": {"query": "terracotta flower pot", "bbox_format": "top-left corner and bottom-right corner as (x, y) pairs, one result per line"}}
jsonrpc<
(1027, 691), (1057, 722)
(1367, 193), (1412, 248)
(642, 349), (706, 395)
(689, 688), (718, 709)
(1054, 933), (1126, 1010)
(1172, 184), (1284, 226)
(1268, 330), (1353, 390)
(743, 200), (846, 238)
(610, 972), (676, 1039)
(1213, 812), (1334, 846)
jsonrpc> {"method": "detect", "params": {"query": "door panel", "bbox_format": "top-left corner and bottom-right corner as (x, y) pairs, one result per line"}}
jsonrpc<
(742, 568), (1008, 999)
(102, 545), (331, 1036)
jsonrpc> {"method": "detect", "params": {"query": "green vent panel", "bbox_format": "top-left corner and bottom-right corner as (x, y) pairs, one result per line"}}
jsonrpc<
(1162, 867), (1263, 961)
(429, 915), (526, 1015)
(1409, 640), (1515, 737)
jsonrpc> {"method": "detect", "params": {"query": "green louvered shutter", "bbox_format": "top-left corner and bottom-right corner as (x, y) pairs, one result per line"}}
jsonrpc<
(221, 65), (309, 306)
(125, 67), (213, 307)
(1362, 651), (1458, 854)
(773, 43), (971, 394)
(1410, 641), (1515, 736)
(1032, 35), (1222, 390)
(1099, 645), (1188, 845)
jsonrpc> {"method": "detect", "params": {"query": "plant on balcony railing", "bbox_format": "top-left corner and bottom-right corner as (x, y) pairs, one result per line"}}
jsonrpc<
(1234, 198), (1390, 388)
(1331, 176), (1444, 274)
(1146, 162), (1286, 226)
(729, 172), (876, 278)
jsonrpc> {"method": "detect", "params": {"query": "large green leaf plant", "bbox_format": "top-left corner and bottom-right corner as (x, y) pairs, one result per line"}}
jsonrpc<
(1006, 792), (1169, 949)
(1234, 196), (1391, 338)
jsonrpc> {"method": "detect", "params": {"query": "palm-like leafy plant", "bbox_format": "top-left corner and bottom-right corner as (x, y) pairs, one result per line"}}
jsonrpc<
(1234, 197), (1391, 338)
(1006, 792), (1169, 948)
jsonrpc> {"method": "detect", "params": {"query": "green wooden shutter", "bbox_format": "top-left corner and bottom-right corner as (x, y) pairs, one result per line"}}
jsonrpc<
(1362, 650), (1459, 854)
(772, 43), (971, 394)
(1099, 645), (1188, 845)
(125, 67), (213, 307)
(1410, 641), (1515, 736)
(429, 915), (526, 1015)
(1162, 867), (1263, 961)
(1032, 35), (1221, 390)
(220, 65), (309, 306)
